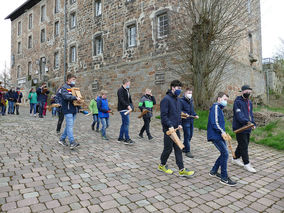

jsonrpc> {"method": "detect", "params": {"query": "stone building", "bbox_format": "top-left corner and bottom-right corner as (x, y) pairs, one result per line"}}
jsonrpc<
(6, 0), (265, 107)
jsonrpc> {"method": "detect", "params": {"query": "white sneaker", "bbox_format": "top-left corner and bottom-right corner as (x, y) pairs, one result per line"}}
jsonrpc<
(232, 158), (244, 167)
(34, 114), (37, 117)
(244, 163), (256, 173)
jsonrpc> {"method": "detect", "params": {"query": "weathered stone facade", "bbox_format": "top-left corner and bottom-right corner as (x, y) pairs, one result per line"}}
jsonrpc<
(7, 0), (265, 107)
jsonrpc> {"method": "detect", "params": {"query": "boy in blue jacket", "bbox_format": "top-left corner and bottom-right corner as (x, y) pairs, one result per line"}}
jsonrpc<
(97, 90), (110, 140)
(207, 92), (236, 186)
(158, 80), (195, 177)
(232, 85), (256, 173)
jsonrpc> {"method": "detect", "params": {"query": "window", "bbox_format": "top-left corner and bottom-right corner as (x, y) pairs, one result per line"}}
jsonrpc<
(28, 14), (33, 29)
(54, 21), (59, 37)
(17, 66), (21, 78)
(95, 0), (102, 16)
(157, 13), (169, 38)
(41, 29), (46, 43)
(70, 12), (76, 29)
(41, 5), (46, 22)
(70, 0), (76, 4)
(18, 21), (22, 36)
(28, 36), (32, 49)
(55, 0), (60, 13)
(70, 46), (76, 62)
(127, 24), (136, 48)
(54, 52), (59, 69)
(93, 35), (103, 55)
(17, 42), (22, 54)
(28, 62), (32, 76)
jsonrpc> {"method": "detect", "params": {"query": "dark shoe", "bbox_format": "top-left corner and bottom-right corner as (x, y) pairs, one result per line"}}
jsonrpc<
(96, 129), (100, 133)
(91, 125), (94, 131)
(70, 142), (80, 150)
(117, 138), (124, 143)
(102, 136), (109, 140)
(148, 135), (153, 140)
(58, 140), (68, 147)
(209, 171), (221, 178)
(124, 139), (134, 145)
(139, 133), (143, 138)
(182, 148), (186, 153)
(220, 177), (236, 186)
(185, 152), (194, 158)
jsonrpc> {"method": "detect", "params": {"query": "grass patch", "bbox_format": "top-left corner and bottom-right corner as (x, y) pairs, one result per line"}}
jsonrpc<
(254, 106), (284, 114)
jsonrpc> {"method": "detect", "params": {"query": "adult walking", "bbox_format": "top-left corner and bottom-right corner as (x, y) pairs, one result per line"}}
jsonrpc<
(28, 88), (37, 116)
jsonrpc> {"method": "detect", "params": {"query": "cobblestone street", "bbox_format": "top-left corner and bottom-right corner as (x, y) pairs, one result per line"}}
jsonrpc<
(0, 107), (283, 213)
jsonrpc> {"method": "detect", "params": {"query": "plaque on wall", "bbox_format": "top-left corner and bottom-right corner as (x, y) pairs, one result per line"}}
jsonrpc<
(155, 72), (165, 85)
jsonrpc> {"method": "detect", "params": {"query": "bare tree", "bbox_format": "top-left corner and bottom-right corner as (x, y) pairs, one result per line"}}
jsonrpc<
(171, 0), (258, 109)
(0, 63), (11, 88)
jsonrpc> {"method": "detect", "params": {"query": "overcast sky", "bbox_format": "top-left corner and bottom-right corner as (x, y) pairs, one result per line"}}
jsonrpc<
(0, 0), (283, 75)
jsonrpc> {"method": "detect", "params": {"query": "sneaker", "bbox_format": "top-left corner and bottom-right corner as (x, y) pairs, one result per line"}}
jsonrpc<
(70, 142), (80, 150)
(158, 164), (173, 175)
(91, 125), (94, 131)
(34, 114), (37, 117)
(124, 139), (134, 145)
(185, 152), (194, 158)
(117, 138), (124, 143)
(58, 140), (68, 147)
(244, 163), (256, 173)
(209, 171), (221, 178)
(220, 177), (237, 186)
(56, 131), (60, 135)
(232, 158), (244, 167)
(179, 168), (195, 177)
(139, 133), (143, 138)
(96, 129), (100, 133)
(102, 136), (109, 140)
(148, 135), (153, 140)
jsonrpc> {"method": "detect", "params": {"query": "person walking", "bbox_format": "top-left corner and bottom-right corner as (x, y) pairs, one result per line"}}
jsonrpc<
(28, 88), (38, 117)
(89, 95), (100, 132)
(97, 90), (110, 140)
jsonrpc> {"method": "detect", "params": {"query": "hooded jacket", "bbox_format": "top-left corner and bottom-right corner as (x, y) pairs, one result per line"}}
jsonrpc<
(207, 103), (226, 142)
(232, 96), (255, 134)
(60, 83), (78, 114)
(180, 96), (197, 124)
(160, 90), (182, 133)
(138, 94), (156, 118)
(97, 96), (110, 118)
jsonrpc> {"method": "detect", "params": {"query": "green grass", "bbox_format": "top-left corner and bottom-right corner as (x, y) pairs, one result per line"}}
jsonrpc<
(254, 106), (284, 114)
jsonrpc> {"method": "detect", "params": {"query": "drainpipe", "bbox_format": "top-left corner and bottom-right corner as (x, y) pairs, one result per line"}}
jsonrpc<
(63, 0), (67, 82)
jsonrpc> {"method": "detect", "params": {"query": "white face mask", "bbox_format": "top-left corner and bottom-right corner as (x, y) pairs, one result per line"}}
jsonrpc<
(186, 94), (192, 99)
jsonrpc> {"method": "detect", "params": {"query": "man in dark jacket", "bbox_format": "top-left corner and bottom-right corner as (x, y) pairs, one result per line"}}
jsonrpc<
(58, 74), (80, 149)
(158, 80), (195, 177)
(15, 87), (23, 115)
(7, 88), (16, 114)
(232, 85), (256, 173)
(36, 82), (49, 118)
(55, 84), (64, 134)
(117, 79), (134, 145)
(138, 88), (156, 140)
(207, 92), (236, 186)
(180, 88), (199, 158)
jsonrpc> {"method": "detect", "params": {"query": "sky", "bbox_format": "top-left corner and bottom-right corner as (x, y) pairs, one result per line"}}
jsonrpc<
(0, 0), (283, 75)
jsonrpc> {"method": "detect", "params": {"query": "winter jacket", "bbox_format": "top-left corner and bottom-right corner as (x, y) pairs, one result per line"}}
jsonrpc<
(97, 96), (110, 118)
(36, 87), (49, 103)
(28, 92), (38, 104)
(117, 86), (133, 111)
(138, 94), (156, 118)
(232, 96), (256, 134)
(89, 99), (99, 114)
(160, 90), (182, 133)
(60, 83), (78, 115)
(15, 92), (23, 103)
(207, 103), (226, 142)
(180, 96), (197, 124)
(54, 87), (63, 106)
(7, 91), (16, 102)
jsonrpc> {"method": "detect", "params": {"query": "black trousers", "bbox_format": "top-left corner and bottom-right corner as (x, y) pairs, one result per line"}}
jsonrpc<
(56, 108), (64, 132)
(15, 105), (20, 115)
(235, 133), (250, 165)
(140, 117), (151, 137)
(160, 131), (184, 170)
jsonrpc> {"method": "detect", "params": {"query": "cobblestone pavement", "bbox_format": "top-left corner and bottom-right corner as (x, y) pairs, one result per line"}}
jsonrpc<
(0, 107), (283, 213)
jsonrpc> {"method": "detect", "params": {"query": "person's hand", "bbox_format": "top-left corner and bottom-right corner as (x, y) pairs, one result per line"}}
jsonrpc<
(252, 125), (256, 130)
(76, 97), (81, 101)
(195, 115), (199, 119)
(127, 105), (131, 110)
(178, 125), (183, 130)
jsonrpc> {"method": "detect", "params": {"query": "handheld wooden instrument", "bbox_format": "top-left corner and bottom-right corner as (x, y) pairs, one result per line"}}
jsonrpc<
(222, 133), (236, 158)
(181, 112), (195, 119)
(234, 122), (254, 134)
(47, 103), (61, 112)
(138, 109), (150, 118)
(166, 127), (184, 150)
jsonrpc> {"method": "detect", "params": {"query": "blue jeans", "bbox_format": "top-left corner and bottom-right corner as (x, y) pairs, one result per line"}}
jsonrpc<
(30, 103), (37, 115)
(1, 105), (6, 115)
(119, 111), (130, 140)
(92, 114), (100, 130)
(8, 101), (14, 114)
(38, 101), (46, 117)
(182, 122), (194, 152)
(101, 117), (109, 137)
(211, 140), (229, 180)
(52, 107), (57, 116)
(60, 113), (76, 144)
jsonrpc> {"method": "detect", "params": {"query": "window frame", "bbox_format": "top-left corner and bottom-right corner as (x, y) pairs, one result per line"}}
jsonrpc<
(41, 5), (46, 22)
(28, 61), (32, 76)
(28, 35), (32, 49)
(95, 0), (102, 17)
(54, 51), (60, 69)
(54, 21), (60, 37)
(55, 0), (60, 13)
(157, 12), (169, 39)
(70, 12), (77, 29)
(127, 24), (137, 48)
(17, 41), (22, 54)
(93, 34), (103, 56)
(70, 45), (77, 63)
(17, 65), (21, 78)
(40, 28), (46, 43)
(28, 14), (33, 30)
(17, 21), (22, 36)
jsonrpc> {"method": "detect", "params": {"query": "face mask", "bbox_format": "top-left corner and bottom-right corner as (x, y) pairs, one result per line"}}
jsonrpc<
(126, 85), (130, 89)
(186, 94), (192, 99)
(174, 89), (182, 96)
(243, 93), (250, 99)
(220, 100), (227, 107)
(70, 81), (76, 86)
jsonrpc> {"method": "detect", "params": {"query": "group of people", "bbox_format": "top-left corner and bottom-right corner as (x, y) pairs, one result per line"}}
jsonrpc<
(0, 86), (23, 116)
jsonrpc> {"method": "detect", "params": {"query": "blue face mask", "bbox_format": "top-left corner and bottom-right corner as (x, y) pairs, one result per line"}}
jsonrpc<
(174, 89), (182, 96)
(126, 85), (130, 89)
(70, 81), (75, 86)
(220, 100), (227, 107)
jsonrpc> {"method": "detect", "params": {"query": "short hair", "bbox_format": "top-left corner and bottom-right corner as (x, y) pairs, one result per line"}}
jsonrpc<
(42, 82), (46, 85)
(67, 73), (76, 80)
(185, 88), (193, 92)
(170, 80), (182, 88)
(122, 79), (130, 85)
(216, 92), (229, 101)
(100, 90), (108, 95)
(145, 88), (151, 93)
